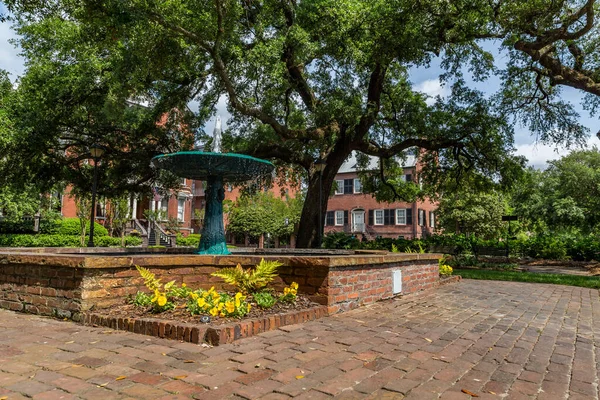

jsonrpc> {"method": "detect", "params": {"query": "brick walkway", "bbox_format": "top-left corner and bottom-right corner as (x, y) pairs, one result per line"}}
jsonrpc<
(0, 280), (598, 399)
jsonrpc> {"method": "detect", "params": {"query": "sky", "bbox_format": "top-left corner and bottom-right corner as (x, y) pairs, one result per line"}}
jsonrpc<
(1, 5), (598, 169)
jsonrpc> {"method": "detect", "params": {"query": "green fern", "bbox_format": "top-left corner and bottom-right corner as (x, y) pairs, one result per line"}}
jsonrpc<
(211, 258), (282, 293)
(136, 265), (161, 291)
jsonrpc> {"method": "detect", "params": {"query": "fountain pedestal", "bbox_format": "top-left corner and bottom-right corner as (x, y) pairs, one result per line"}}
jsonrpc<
(199, 175), (228, 254)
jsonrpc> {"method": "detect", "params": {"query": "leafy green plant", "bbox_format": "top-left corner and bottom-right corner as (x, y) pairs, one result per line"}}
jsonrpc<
(176, 233), (201, 247)
(135, 265), (176, 312)
(129, 291), (152, 307)
(211, 258), (282, 294)
(322, 231), (360, 249)
(168, 282), (192, 299)
(253, 291), (277, 309)
(391, 244), (399, 253)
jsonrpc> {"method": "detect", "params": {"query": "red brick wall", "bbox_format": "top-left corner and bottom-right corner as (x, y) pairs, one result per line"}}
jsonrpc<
(0, 253), (441, 319)
(324, 261), (439, 313)
(0, 263), (84, 319)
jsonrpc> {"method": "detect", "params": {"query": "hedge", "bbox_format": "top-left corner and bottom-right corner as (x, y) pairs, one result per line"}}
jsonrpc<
(176, 233), (201, 247)
(323, 232), (600, 261)
(40, 218), (109, 236)
(0, 234), (142, 247)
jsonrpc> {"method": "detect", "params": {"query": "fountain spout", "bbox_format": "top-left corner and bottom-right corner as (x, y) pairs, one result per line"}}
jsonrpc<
(212, 115), (222, 153)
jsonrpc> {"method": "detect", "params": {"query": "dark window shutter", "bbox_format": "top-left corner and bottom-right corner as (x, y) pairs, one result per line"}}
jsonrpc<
(390, 209), (395, 225)
(383, 209), (391, 225)
(406, 208), (412, 225)
(368, 210), (374, 225)
(406, 174), (412, 182)
(344, 211), (348, 225)
(423, 210), (427, 227)
(344, 179), (353, 194)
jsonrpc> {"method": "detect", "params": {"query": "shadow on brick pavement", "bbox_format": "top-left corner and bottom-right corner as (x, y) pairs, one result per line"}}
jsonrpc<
(0, 280), (598, 399)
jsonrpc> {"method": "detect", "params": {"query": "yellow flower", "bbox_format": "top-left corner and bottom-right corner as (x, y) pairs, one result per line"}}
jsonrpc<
(191, 293), (199, 300)
(284, 287), (290, 295)
(181, 283), (187, 288)
(197, 298), (206, 307)
(235, 298), (241, 308)
(217, 302), (224, 311)
(225, 301), (235, 313)
(290, 289), (297, 296)
(247, 303), (251, 312)
(157, 295), (167, 307)
(291, 282), (298, 290)
(220, 312), (225, 317)
(202, 291), (209, 298)
(209, 307), (219, 316)
(235, 292), (243, 300)
(151, 289), (160, 303)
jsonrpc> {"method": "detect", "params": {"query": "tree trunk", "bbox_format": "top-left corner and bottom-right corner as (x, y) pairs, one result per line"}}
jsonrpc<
(296, 156), (346, 248)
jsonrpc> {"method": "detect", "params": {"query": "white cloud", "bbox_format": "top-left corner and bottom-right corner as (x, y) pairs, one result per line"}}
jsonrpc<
(0, 21), (24, 79)
(414, 78), (450, 105)
(515, 136), (600, 169)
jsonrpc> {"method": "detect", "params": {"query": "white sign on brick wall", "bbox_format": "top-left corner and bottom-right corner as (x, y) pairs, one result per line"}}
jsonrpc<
(392, 270), (402, 294)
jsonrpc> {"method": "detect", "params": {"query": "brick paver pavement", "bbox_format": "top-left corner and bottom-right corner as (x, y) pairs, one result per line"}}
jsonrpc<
(0, 280), (598, 399)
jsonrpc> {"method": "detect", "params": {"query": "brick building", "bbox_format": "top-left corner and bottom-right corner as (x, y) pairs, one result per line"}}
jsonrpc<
(324, 152), (437, 240)
(60, 116), (298, 244)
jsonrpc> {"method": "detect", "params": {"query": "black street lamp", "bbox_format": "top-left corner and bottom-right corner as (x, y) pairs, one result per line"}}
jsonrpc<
(87, 144), (105, 247)
(315, 158), (327, 248)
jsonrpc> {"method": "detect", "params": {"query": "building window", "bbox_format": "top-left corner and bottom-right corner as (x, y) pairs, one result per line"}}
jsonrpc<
(177, 198), (185, 221)
(374, 209), (384, 225)
(325, 211), (335, 226)
(353, 179), (362, 194)
(335, 180), (344, 195)
(405, 174), (412, 182)
(344, 179), (353, 194)
(418, 209), (426, 226)
(160, 198), (169, 215)
(181, 178), (186, 186)
(335, 210), (344, 226)
(429, 211), (435, 228)
(396, 209), (407, 225)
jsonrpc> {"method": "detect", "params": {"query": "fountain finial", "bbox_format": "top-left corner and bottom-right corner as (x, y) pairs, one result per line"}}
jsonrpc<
(212, 115), (222, 153)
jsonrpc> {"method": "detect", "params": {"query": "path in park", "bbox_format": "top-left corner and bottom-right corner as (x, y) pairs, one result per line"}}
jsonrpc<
(0, 280), (598, 399)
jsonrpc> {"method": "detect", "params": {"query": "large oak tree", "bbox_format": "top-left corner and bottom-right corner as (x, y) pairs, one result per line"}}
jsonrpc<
(4, 0), (596, 247)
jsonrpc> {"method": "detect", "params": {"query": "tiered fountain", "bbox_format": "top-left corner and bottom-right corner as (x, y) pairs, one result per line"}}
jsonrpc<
(151, 117), (274, 254)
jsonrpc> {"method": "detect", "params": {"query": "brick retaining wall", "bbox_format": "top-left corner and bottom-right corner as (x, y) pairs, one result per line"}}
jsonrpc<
(0, 250), (442, 320)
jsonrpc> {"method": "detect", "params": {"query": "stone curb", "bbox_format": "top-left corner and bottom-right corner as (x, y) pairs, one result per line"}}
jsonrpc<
(437, 275), (462, 286)
(81, 305), (328, 346)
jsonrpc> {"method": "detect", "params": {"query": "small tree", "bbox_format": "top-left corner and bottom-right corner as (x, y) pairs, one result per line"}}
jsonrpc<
(110, 196), (130, 247)
(75, 196), (92, 246)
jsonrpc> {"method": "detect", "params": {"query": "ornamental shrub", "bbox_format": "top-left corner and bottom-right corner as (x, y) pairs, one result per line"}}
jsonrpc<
(0, 234), (142, 247)
(176, 233), (201, 247)
(439, 265), (453, 276)
(40, 218), (108, 237)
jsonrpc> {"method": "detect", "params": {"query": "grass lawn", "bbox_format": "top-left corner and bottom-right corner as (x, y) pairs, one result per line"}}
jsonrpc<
(455, 269), (600, 289)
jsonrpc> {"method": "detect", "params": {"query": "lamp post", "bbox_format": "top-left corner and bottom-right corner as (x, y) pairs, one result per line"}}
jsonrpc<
(87, 144), (105, 247)
(314, 159), (327, 248)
